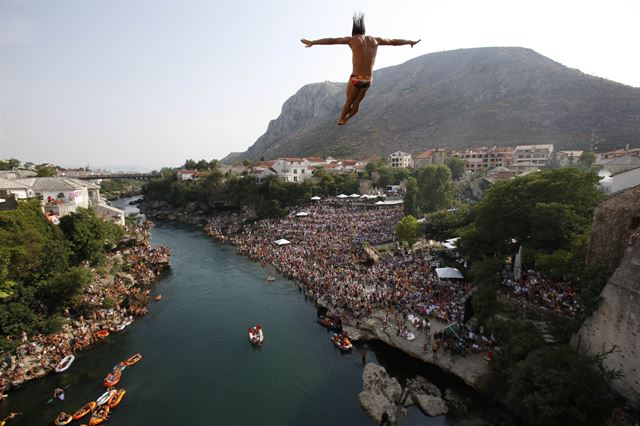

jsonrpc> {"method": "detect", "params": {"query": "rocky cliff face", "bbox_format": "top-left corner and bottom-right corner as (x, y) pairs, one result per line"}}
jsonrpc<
(226, 47), (640, 162)
(587, 185), (640, 271)
(574, 232), (640, 407)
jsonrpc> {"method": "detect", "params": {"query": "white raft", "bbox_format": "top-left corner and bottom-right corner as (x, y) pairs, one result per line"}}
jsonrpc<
(54, 355), (75, 373)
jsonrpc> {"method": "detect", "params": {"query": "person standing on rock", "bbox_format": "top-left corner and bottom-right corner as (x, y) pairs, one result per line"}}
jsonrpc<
(301, 12), (420, 125)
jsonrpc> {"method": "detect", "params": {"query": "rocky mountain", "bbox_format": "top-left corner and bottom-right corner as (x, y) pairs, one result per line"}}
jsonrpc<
(227, 47), (640, 162)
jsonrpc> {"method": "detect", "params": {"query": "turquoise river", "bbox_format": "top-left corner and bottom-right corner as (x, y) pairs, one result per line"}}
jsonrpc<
(0, 198), (508, 426)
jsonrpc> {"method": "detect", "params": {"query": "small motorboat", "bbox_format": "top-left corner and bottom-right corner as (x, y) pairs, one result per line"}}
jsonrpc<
(154, 294), (162, 301)
(72, 401), (97, 421)
(96, 389), (117, 406)
(89, 404), (110, 426)
(317, 315), (342, 331)
(54, 355), (75, 373)
(54, 411), (73, 426)
(108, 389), (126, 409)
(266, 276), (276, 282)
(248, 324), (264, 345)
(124, 353), (142, 367)
(331, 333), (353, 351)
(103, 369), (121, 388)
(96, 330), (109, 339)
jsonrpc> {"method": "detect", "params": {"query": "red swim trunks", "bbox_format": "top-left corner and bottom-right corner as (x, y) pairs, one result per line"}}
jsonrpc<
(350, 74), (372, 89)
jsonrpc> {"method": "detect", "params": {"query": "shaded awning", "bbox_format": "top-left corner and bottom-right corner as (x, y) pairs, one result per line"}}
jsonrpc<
(435, 267), (464, 280)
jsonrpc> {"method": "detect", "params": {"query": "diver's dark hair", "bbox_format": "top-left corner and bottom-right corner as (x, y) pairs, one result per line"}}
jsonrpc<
(352, 12), (365, 36)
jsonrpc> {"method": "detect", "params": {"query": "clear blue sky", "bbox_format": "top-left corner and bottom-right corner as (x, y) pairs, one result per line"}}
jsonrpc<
(1, 0), (639, 170)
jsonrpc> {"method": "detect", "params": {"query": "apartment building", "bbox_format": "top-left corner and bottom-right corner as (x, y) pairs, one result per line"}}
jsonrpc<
(450, 146), (513, 172)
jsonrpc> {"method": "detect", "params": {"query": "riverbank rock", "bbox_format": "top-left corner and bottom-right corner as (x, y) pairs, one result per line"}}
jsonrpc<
(415, 394), (449, 417)
(407, 375), (442, 398)
(444, 388), (469, 413)
(358, 363), (402, 424)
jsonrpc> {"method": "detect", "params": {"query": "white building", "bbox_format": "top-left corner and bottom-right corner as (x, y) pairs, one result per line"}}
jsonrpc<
(0, 178), (35, 199)
(388, 151), (412, 168)
(271, 158), (314, 183)
(513, 144), (554, 167)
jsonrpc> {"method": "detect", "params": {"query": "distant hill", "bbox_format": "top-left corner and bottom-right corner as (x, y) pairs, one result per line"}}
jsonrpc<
(224, 47), (640, 162)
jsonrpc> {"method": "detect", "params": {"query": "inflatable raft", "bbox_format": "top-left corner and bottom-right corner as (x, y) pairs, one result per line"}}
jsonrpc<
(54, 355), (75, 373)
(89, 404), (109, 426)
(331, 333), (353, 351)
(108, 389), (126, 408)
(54, 412), (73, 426)
(103, 370), (121, 388)
(124, 353), (142, 366)
(248, 324), (264, 345)
(72, 401), (96, 421)
(97, 389), (117, 406)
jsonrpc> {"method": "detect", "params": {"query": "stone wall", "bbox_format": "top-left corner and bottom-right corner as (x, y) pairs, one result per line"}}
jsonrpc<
(587, 184), (640, 271)
(574, 234), (640, 407)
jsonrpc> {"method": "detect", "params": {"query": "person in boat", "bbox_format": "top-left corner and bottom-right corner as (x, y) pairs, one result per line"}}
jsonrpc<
(53, 387), (65, 401)
(301, 12), (420, 125)
(55, 411), (71, 424)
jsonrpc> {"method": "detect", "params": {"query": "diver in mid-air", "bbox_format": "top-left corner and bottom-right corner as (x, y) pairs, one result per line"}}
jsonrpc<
(301, 12), (420, 125)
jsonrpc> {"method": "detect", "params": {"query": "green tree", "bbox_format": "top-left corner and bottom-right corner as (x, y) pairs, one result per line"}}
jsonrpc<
(36, 165), (57, 176)
(59, 208), (123, 265)
(446, 158), (466, 180)
(195, 159), (210, 170)
(403, 177), (420, 217)
(38, 266), (92, 314)
(414, 165), (454, 213)
(577, 152), (597, 169)
(396, 215), (419, 247)
(184, 159), (197, 170)
(459, 168), (603, 279)
(507, 345), (617, 426)
(423, 204), (472, 241)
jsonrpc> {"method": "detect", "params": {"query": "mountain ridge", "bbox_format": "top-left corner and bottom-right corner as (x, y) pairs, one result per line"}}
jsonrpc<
(226, 47), (640, 162)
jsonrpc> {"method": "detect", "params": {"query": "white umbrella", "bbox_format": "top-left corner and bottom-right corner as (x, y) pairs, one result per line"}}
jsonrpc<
(274, 239), (291, 246)
(310, 196), (321, 201)
(349, 193), (360, 198)
(296, 212), (309, 217)
(336, 194), (348, 199)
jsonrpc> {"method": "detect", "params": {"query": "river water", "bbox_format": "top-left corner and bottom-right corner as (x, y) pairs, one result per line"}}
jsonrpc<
(0, 197), (506, 426)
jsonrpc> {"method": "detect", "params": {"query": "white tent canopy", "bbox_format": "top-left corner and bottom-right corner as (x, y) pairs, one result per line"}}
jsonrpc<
(296, 212), (310, 217)
(310, 196), (321, 201)
(274, 239), (291, 246)
(436, 267), (464, 280)
(349, 193), (360, 198)
(336, 194), (348, 199)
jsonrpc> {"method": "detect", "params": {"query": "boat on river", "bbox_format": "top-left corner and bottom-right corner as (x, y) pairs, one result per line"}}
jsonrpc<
(54, 411), (73, 425)
(103, 370), (121, 388)
(317, 315), (342, 331)
(89, 404), (110, 426)
(331, 333), (353, 351)
(72, 401), (96, 421)
(108, 389), (126, 408)
(124, 353), (142, 366)
(248, 324), (264, 345)
(96, 389), (117, 406)
(54, 355), (75, 373)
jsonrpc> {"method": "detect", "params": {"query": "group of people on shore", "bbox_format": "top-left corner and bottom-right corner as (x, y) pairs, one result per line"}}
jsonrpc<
(204, 201), (482, 354)
(501, 267), (582, 317)
(0, 225), (170, 397)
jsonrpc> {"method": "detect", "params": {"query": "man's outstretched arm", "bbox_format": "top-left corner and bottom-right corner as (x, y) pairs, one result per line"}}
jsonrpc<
(375, 38), (421, 47)
(301, 37), (351, 47)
